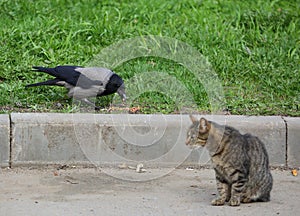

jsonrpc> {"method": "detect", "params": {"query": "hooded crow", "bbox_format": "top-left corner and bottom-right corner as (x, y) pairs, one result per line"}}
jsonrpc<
(26, 65), (126, 109)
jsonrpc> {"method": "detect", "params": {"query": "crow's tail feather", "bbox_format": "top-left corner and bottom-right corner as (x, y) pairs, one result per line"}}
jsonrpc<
(25, 78), (62, 88)
(32, 66), (59, 77)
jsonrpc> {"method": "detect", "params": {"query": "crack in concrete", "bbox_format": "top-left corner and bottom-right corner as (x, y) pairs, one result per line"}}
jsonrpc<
(9, 114), (13, 168)
(281, 116), (288, 168)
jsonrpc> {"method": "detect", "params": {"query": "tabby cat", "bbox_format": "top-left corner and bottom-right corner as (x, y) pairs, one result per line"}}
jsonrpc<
(186, 115), (273, 206)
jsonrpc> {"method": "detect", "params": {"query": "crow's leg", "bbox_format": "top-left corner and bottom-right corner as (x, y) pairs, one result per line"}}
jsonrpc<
(80, 98), (100, 111)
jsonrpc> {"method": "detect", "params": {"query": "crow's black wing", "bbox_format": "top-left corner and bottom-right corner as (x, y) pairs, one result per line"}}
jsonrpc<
(32, 66), (82, 86)
(32, 66), (102, 88)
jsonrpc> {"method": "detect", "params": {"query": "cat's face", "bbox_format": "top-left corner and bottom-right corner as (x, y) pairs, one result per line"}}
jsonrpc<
(185, 115), (211, 149)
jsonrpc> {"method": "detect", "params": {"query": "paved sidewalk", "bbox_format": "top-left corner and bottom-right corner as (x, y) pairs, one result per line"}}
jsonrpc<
(0, 167), (299, 216)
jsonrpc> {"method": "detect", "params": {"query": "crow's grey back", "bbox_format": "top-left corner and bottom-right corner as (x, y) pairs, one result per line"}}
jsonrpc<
(76, 67), (114, 87)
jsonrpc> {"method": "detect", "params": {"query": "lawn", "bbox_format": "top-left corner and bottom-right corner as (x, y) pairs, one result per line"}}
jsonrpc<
(0, 0), (299, 116)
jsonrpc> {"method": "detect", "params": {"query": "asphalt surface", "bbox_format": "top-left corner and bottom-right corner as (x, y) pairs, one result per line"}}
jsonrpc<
(0, 167), (299, 216)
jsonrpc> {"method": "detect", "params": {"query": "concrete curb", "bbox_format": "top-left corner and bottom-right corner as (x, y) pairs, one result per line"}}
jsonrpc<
(1, 113), (299, 168)
(0, 114), (10, 167)
(284, 117), (300, 168)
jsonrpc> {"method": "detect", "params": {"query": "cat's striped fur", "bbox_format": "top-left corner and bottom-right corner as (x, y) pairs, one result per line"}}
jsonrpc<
(186, 115), (273, 206)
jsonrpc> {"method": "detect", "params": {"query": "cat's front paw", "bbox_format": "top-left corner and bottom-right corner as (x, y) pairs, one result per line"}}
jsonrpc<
(229, 197), (240, 206)
(211, 198), (226, 206)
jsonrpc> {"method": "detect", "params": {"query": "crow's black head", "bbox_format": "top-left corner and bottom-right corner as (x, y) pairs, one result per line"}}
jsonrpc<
(100, 74), (126, 101)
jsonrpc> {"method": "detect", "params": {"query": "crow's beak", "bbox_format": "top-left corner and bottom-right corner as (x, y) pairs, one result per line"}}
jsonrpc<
(117, 84), (126, 102)
(121, 93), (127, 102)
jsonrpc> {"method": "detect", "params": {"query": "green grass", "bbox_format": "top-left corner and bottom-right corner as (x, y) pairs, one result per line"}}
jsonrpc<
(0, 0), (299, 116)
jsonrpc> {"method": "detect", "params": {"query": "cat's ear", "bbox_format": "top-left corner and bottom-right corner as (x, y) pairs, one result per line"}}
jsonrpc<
(199, 118), (210, 133)
(189, 114), (198, 123)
